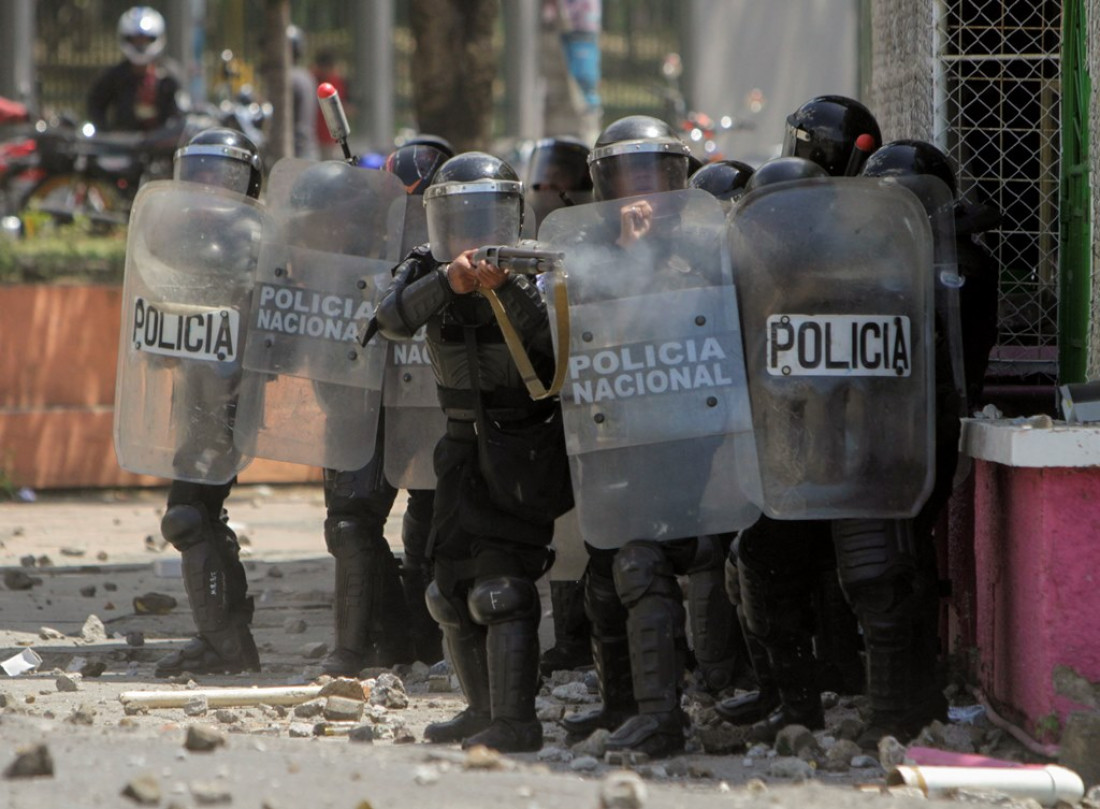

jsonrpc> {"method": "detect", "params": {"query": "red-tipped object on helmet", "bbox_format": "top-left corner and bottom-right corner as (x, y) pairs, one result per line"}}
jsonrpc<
(317, 82), (337, 99)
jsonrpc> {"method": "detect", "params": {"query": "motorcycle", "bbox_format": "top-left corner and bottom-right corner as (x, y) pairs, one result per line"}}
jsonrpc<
(1, 51), (269, 234)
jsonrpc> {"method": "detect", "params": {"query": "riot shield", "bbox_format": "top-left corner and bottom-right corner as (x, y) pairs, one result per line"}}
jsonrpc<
(381, 197), (445, 489)
(728, 176), (937, 519)
(234, 159), (406, 471)
(540, 189), (761, 549)
(114, 180), (268, 483)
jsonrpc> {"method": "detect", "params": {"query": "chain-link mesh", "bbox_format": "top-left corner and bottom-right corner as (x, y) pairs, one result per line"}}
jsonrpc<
(872, 1), (1063, 379)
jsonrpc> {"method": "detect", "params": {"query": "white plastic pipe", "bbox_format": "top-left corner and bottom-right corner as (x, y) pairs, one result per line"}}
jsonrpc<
(887, 765), (1085, 806)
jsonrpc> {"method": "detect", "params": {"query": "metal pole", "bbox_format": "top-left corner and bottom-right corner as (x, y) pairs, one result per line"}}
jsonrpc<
(164, 0), (197, 103)
(0, 0), (36, 109)
(502, 0), (540, 140)
(353, 0), (394, 153)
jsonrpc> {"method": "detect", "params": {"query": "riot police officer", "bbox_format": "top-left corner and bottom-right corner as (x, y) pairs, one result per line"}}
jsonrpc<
(524, 136), (594, 228)
(688, 158), (755, 209)
(559, 115), (749, 758)
(319, 143), (451, 676)
(716, 148), (871, 738)
(836, 139), (988, 744)
(522, 136), (596, 678)
(375, 152), (562, 753)
(153, 128), (264, 677)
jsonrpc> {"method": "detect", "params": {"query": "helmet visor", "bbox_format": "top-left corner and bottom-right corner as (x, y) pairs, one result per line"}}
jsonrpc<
(590, 150), (690, 201)
(424, 181), (523, 262)
(174, 148), (254, 196)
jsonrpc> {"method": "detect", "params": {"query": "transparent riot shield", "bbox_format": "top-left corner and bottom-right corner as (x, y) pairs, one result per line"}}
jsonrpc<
(381, 197), (445, 489)
(728, 176), (937, 519)
(235, 159), (406, 471)
(540, 189), (761, 549)
(114, 180), (268, 483)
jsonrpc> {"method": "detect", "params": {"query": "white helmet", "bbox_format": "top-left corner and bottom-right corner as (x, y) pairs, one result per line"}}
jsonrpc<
(118, 6), (166, 65)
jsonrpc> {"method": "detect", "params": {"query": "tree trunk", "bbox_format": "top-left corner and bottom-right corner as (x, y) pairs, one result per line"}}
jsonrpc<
(409, 0), (498, 153)
(261, 0), (291, 163)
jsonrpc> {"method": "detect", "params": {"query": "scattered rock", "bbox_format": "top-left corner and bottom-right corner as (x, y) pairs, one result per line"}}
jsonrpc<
(552, 681), (595, 703)
(38, 626), (65, 640)
(570, 755), (601, 772)
(68, 704), (96, 725)
(189, 780), (233, 805)
(821, 691), (840, 709)
(283, 618), (307, 634)
(698, 721), (748, 755)
(267, 565), (284, 579)
(4, 744), (53, 778)
(464, 744), (509, 770)
(55, 673), (81, 692)
(823, 739), (862, 771)
(79, 585), (97, 598)
(877, 735), (907, 768)
(293, 700), (324, 719)
(132, 592), (178, 615)
(348, 725), (375, 744)
(3, 570), (38, 590)
(80, 659), (107, 678)
(125, 631), (145, 647)
(80, 615), (107, 642)
(213, 709), (240, 724)
(765, 756), (814, 781)
(19, 554), (36, 568)
(104, 582), (118, 592)
(536, 698), (565, 722)
(288, 723), (313, 738)
(121, 774), (161, 805)
(537, 746), (572, 763)
(369, 673), (408, 709)
(775, 724), (820, 757)
(323, 696), (364, 722)
(835, 717), (864, 741)
(59, 546), (85, 557)
(572, 728), (611, 759)
(850, 754), (880, 769)
(184, 696), (208, 717)
(185, 725), (227, 752)
(599, 769), (647, 808)
(300, 642), (328, 660)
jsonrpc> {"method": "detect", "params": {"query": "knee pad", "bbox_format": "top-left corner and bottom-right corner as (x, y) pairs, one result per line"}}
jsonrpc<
(161, 504), (208, 551)
(425, 580), (467, 629)
(323, 517), (388, 558)
(467, 576), (539, 625)
(612, 542), (678, 608)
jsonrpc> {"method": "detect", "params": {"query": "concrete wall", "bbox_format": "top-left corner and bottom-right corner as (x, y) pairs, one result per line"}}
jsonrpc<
(0, 285), (322, 491)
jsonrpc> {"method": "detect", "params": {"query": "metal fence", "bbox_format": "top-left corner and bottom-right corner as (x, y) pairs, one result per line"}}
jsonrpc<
(871, 0), (1063, 380)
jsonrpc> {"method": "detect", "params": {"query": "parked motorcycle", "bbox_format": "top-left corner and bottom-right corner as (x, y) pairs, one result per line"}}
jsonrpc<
(0, 51), (269, 233)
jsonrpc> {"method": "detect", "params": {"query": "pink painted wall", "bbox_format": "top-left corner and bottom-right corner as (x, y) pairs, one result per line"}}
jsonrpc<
(972, 460), (1100, 737)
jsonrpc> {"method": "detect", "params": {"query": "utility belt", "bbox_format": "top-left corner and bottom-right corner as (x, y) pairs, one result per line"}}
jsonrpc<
(437, 386), (548, 425)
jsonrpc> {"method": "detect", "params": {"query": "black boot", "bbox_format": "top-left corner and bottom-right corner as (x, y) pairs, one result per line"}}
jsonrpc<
(539, 579), (592, 677)
(321, 518), (415, 675)
(686, 559), (750, 694)
(423, 594), (492, 744)
(605, 590), (687, 759)
(748, 635), (824, 743)
(155, 513), (259, 678)
(715, 607), (779, 724)
(854, 596), (945, 749)
(561, 570), (636, 739)
(462, 618), (543, 753)
(812, 566), (865, 695)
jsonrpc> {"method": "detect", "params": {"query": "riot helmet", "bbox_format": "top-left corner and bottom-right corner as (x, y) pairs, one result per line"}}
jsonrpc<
(423, 152), (524, 262)
(782, 95), (881, 177)
(860, 139), (957, 197)
(403, 133), (455, 159)
(743, 156), (828, 194)
(589, 115), (692, 201)
(173, 127), (263, 199)
(382, 143), (449, 196)
(525, 136), (593, 225)
(118, 6), (166, 66)
(689, 159), (755, 203)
